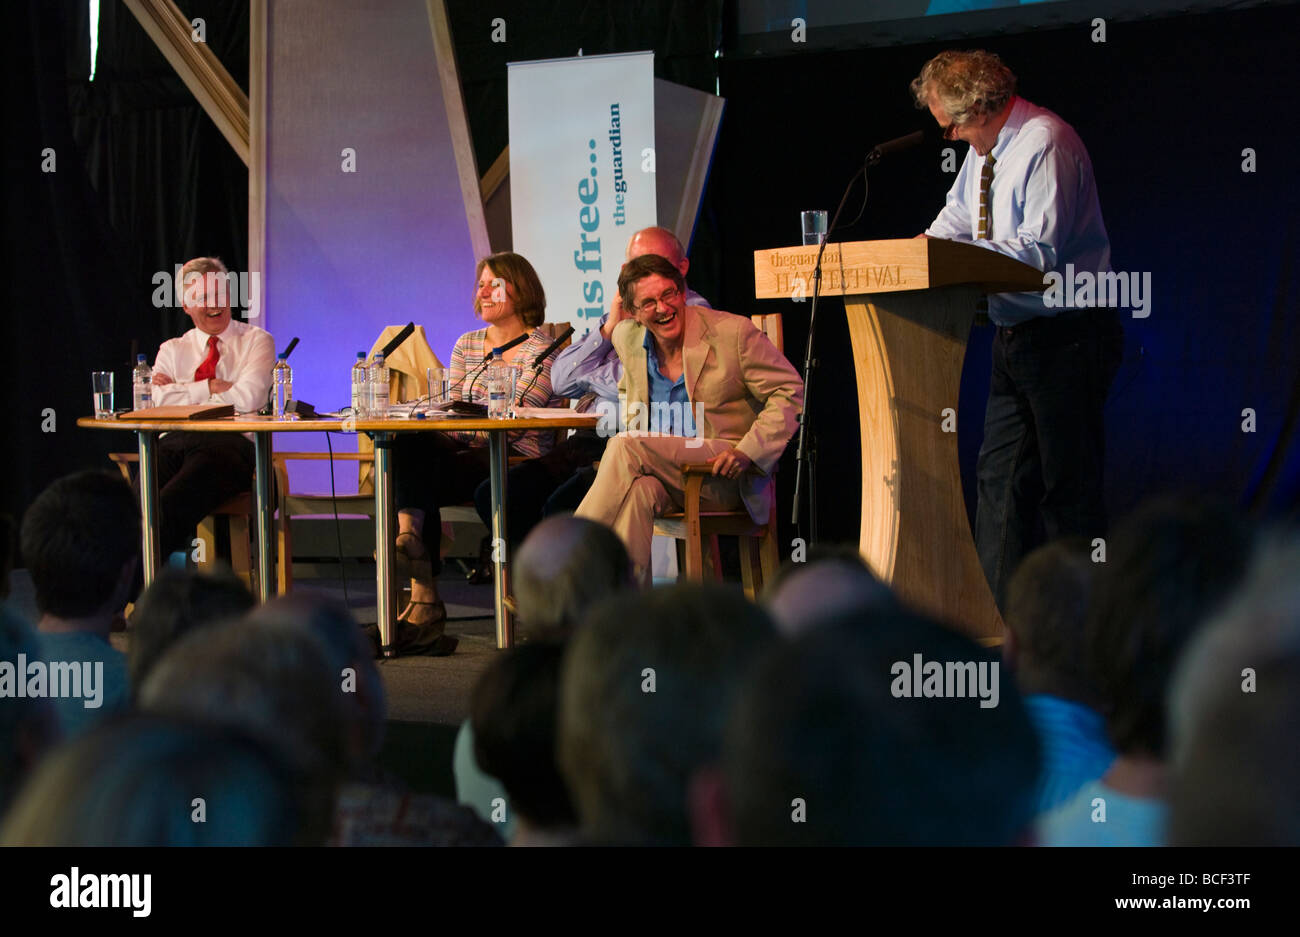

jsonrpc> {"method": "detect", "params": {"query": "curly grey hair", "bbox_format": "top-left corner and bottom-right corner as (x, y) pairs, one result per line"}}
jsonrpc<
(910, 50), (1017, 125)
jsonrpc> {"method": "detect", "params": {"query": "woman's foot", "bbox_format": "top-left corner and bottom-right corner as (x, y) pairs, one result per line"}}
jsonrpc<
(394, 598), (457, 656)
(396, 597), (446, 627)
(394, 530), (433, 582)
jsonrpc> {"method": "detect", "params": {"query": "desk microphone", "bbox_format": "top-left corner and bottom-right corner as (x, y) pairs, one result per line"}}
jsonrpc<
(261, 336), (312, 416)
(866, 130), (924, 166)
(379, 322), (416, 360)
(529, 326), (575, 369)
(516, 325), (575, 402)
(452, 333), (530, 401)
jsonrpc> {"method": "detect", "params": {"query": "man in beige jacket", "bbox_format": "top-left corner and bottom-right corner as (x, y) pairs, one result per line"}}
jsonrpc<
(576, 255), (803, 586)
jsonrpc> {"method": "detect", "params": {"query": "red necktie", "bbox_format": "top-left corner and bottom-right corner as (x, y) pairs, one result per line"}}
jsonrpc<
(194, 335), (220, 382)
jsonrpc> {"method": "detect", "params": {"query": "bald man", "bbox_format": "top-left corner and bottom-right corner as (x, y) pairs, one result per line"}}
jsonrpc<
(468, 228), (711, 564)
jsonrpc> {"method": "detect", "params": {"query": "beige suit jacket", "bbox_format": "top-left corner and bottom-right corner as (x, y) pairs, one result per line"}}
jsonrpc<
(610, 305), (804, 522)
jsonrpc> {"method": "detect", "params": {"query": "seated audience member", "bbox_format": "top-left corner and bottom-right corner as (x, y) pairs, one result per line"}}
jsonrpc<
(558, 583), (776, 845)
(471, 642), (577, 845)
(0, 607), (59, 818)
(453, 515), (631, 835)
(1037, 496), (1255, 846)
(512, 515), (633, 643)
(762, 545), (893, 637)
(697, 608), (1040, 846)
(147, 256), (276, 559)
(241, 597), (498, 846)
(246, 596), (386, 776)
(138, 614), (350, 804)
(0, 715), (331, 846)
(1002, 538), (1114, 812)
(575, 255), (803, 587)
(127, 567), (254, 696)
(1167, 535), (1300, 846)
(20, 470), (137, 736)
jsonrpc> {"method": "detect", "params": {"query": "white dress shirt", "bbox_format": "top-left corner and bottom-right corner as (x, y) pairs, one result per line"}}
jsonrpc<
(152, 318), (276, 414)
(925, 96), (1111, 325)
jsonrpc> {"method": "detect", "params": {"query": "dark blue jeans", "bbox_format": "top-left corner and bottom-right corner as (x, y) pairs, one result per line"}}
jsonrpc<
(974, 309), (1124, 609)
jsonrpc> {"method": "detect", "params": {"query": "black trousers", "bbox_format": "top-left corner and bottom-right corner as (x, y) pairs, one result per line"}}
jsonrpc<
(974, 309), (1124, 609)
(391, 431), (491, 572)
(472, 430), (608, 547)
(146, 431), (256, 558)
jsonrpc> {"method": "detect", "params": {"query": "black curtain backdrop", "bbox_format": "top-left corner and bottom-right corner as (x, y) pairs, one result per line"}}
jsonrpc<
(708, 2), (1300, 546)
(3, 0), (249, 536)
(5, 0), (1296, 556)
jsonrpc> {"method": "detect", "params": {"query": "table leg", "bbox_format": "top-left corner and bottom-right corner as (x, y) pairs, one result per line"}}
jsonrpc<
(488, 431), (512, 649)
(253, 432), (275, 602)
(373, 432), (397, 657)
(136, 431), (161, 587)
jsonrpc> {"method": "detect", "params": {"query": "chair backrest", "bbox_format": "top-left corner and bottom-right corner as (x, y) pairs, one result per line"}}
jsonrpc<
(358, 325), (445, 493)
(367, 324), (444, 403)
(752, 313), (784, 353)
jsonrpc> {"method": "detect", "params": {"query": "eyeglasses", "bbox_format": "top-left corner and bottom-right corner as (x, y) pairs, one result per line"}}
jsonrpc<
(634, 287), (681, 316)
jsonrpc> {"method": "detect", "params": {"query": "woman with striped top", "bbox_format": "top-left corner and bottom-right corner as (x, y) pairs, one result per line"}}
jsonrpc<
(390, 252), (563, 653)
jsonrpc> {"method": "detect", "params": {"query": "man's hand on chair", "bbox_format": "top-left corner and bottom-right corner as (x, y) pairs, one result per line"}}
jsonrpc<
(707, 448), (753, 480)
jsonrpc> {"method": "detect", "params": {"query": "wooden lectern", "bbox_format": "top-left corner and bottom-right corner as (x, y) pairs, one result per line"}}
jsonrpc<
(754, 239), (1045, 639)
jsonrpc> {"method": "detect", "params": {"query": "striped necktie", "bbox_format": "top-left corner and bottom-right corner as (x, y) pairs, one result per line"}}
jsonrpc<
(977, 154), (996, 239)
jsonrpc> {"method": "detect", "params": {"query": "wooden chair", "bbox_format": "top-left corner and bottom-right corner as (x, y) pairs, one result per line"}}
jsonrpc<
(651, 313), (786, 600)
(107, 453), (272, 593)
(271, 451), (377, 594)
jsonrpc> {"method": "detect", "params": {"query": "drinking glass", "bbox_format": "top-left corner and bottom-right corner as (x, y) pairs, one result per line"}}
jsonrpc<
(801, 209), (828, 247)
(91, 371), (115, 418)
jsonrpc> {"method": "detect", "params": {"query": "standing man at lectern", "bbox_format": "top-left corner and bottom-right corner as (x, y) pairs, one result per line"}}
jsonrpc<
(912, 50), (1123, 609)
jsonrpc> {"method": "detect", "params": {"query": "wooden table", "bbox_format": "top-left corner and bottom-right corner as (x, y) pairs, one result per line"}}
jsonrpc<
(77, 413), (599, 653)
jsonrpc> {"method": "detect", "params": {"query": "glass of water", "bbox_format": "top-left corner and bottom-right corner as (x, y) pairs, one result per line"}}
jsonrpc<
(426, 366), (449, 405)
(801, 209), (828, 247)
(91, 371), (115, 418)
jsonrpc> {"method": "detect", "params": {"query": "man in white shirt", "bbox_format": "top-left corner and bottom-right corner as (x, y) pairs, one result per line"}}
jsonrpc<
(914, 51), (1123, 610)
(147, 257), (275, 557)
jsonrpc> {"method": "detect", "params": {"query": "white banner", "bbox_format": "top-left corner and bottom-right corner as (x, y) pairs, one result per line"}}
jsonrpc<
(508, 52), (657, 337)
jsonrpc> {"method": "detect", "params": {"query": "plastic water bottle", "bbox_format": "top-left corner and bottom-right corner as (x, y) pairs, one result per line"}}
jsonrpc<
(486, 356), (510, 419)
(273, 354), (293, 419)
(351, 352), (368, 417)
(368, 352), (390, 418)
(131, 354), (153, 410)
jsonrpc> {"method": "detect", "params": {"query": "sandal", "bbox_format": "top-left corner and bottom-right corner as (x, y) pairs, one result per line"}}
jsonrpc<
(394, 530), (434, 583)
(363, 600), (458, 658)
(395, 599), (457, 656)
(397, 598), (446, 626)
